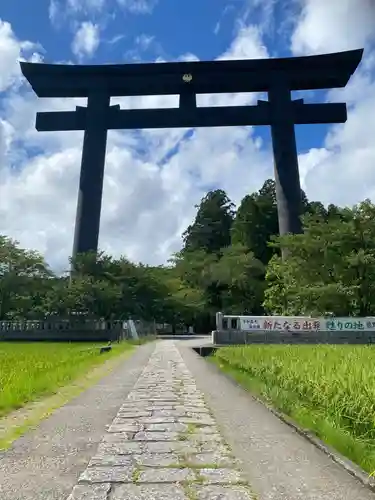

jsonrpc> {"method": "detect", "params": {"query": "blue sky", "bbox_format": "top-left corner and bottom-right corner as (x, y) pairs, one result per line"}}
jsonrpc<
(0, 0), (375, 270)
(2, 0), (330, 151)
(1, 1), (282, 61)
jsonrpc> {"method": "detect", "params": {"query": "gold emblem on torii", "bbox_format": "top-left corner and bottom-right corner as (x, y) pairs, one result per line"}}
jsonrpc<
(182, 73), (193, 83)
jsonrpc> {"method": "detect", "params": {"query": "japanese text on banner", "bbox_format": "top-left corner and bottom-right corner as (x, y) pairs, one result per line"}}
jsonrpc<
(239, 316), (375, 332)
(240, 316), (321, 332)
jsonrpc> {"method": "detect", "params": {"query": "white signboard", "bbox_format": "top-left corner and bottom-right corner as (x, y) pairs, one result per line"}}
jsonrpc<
(324, 317), (375, 332)
(238, 316), (375, 333)
(240, 316), (320, 332)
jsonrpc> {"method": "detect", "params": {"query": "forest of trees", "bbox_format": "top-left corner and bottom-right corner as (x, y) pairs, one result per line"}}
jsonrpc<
(2, 179), (375, 330)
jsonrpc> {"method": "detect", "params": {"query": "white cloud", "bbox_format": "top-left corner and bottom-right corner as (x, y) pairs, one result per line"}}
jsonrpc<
(107, 34), (126, 45)
(0, 20), (42, 92)
(213, 4), (236, 35)
(289, 0), (375, 211)
(291, 0), (375, 55)
(219, 24), (268, 60)
(116, 0), (158, 14)
(67, 0), (106, 11)
(178, 53), (200, 63)
(71, 21), (100, 59)
(48, 0), (59, 23)
(0, 119), (13, 176)
(135, 34), (154, 51)
(124, 33), (163, 61)
(49, 0), (156, 26)
(0, 22), (272, 270)
(300, 73), (375, 206)
(49, 0), (106, 24)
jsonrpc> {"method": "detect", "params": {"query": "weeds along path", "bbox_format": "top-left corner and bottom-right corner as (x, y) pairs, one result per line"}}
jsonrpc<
(0, 342), (135, 418)
(0, 343), (137, 450)
(214, 345), (375, 475)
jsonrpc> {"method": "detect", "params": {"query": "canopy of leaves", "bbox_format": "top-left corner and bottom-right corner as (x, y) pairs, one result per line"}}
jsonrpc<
(182, 189), (235, 254)
(264, 200), (375, 317)
(231, 179), (318, 265)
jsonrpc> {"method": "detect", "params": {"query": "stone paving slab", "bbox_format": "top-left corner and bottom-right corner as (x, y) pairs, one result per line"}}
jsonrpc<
(109, 484), (188, 500)
(66, 341), (255, 499)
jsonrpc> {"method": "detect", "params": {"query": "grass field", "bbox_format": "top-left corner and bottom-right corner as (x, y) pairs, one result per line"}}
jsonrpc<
(212, 345), (375, 474)
(0, 341), (139, 417)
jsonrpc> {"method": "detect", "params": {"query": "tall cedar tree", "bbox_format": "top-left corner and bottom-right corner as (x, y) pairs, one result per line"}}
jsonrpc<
(232, 179), (319, 265)
(182, 189), (235, 255)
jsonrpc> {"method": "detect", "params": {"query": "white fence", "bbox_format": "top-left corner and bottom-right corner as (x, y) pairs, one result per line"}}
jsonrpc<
(0, 318), (158, 341)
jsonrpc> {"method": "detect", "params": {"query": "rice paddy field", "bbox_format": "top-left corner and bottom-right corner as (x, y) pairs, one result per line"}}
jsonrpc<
(212, 345), (375, 474)
(0, 341), (136, 417)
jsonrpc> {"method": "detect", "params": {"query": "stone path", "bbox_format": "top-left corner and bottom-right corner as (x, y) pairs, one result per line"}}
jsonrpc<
(67, 341), (254, 500)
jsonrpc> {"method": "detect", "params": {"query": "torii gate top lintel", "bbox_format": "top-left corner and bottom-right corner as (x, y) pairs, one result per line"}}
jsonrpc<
(20, 49), (364, 98)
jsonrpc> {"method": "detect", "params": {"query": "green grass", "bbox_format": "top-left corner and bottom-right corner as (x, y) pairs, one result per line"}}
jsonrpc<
(211, 345), (375, 475)
(0, 341), (136, 417)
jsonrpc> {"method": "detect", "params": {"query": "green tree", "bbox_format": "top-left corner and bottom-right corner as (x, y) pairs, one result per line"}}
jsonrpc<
(182, 189), (235, 254)
(231, 180), (279, 264)
(210, 244), (265, 314)
(232, 179), (323, 265)
(306, 201), (328, 219)
(264, 200), (375, 317)
(172, 249), (220, 315)
(0, 236), (52, 319)
(163, 272), (206, 330)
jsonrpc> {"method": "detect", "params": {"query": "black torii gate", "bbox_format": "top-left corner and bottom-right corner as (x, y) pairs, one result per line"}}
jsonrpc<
(20, 49), (363, 260)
